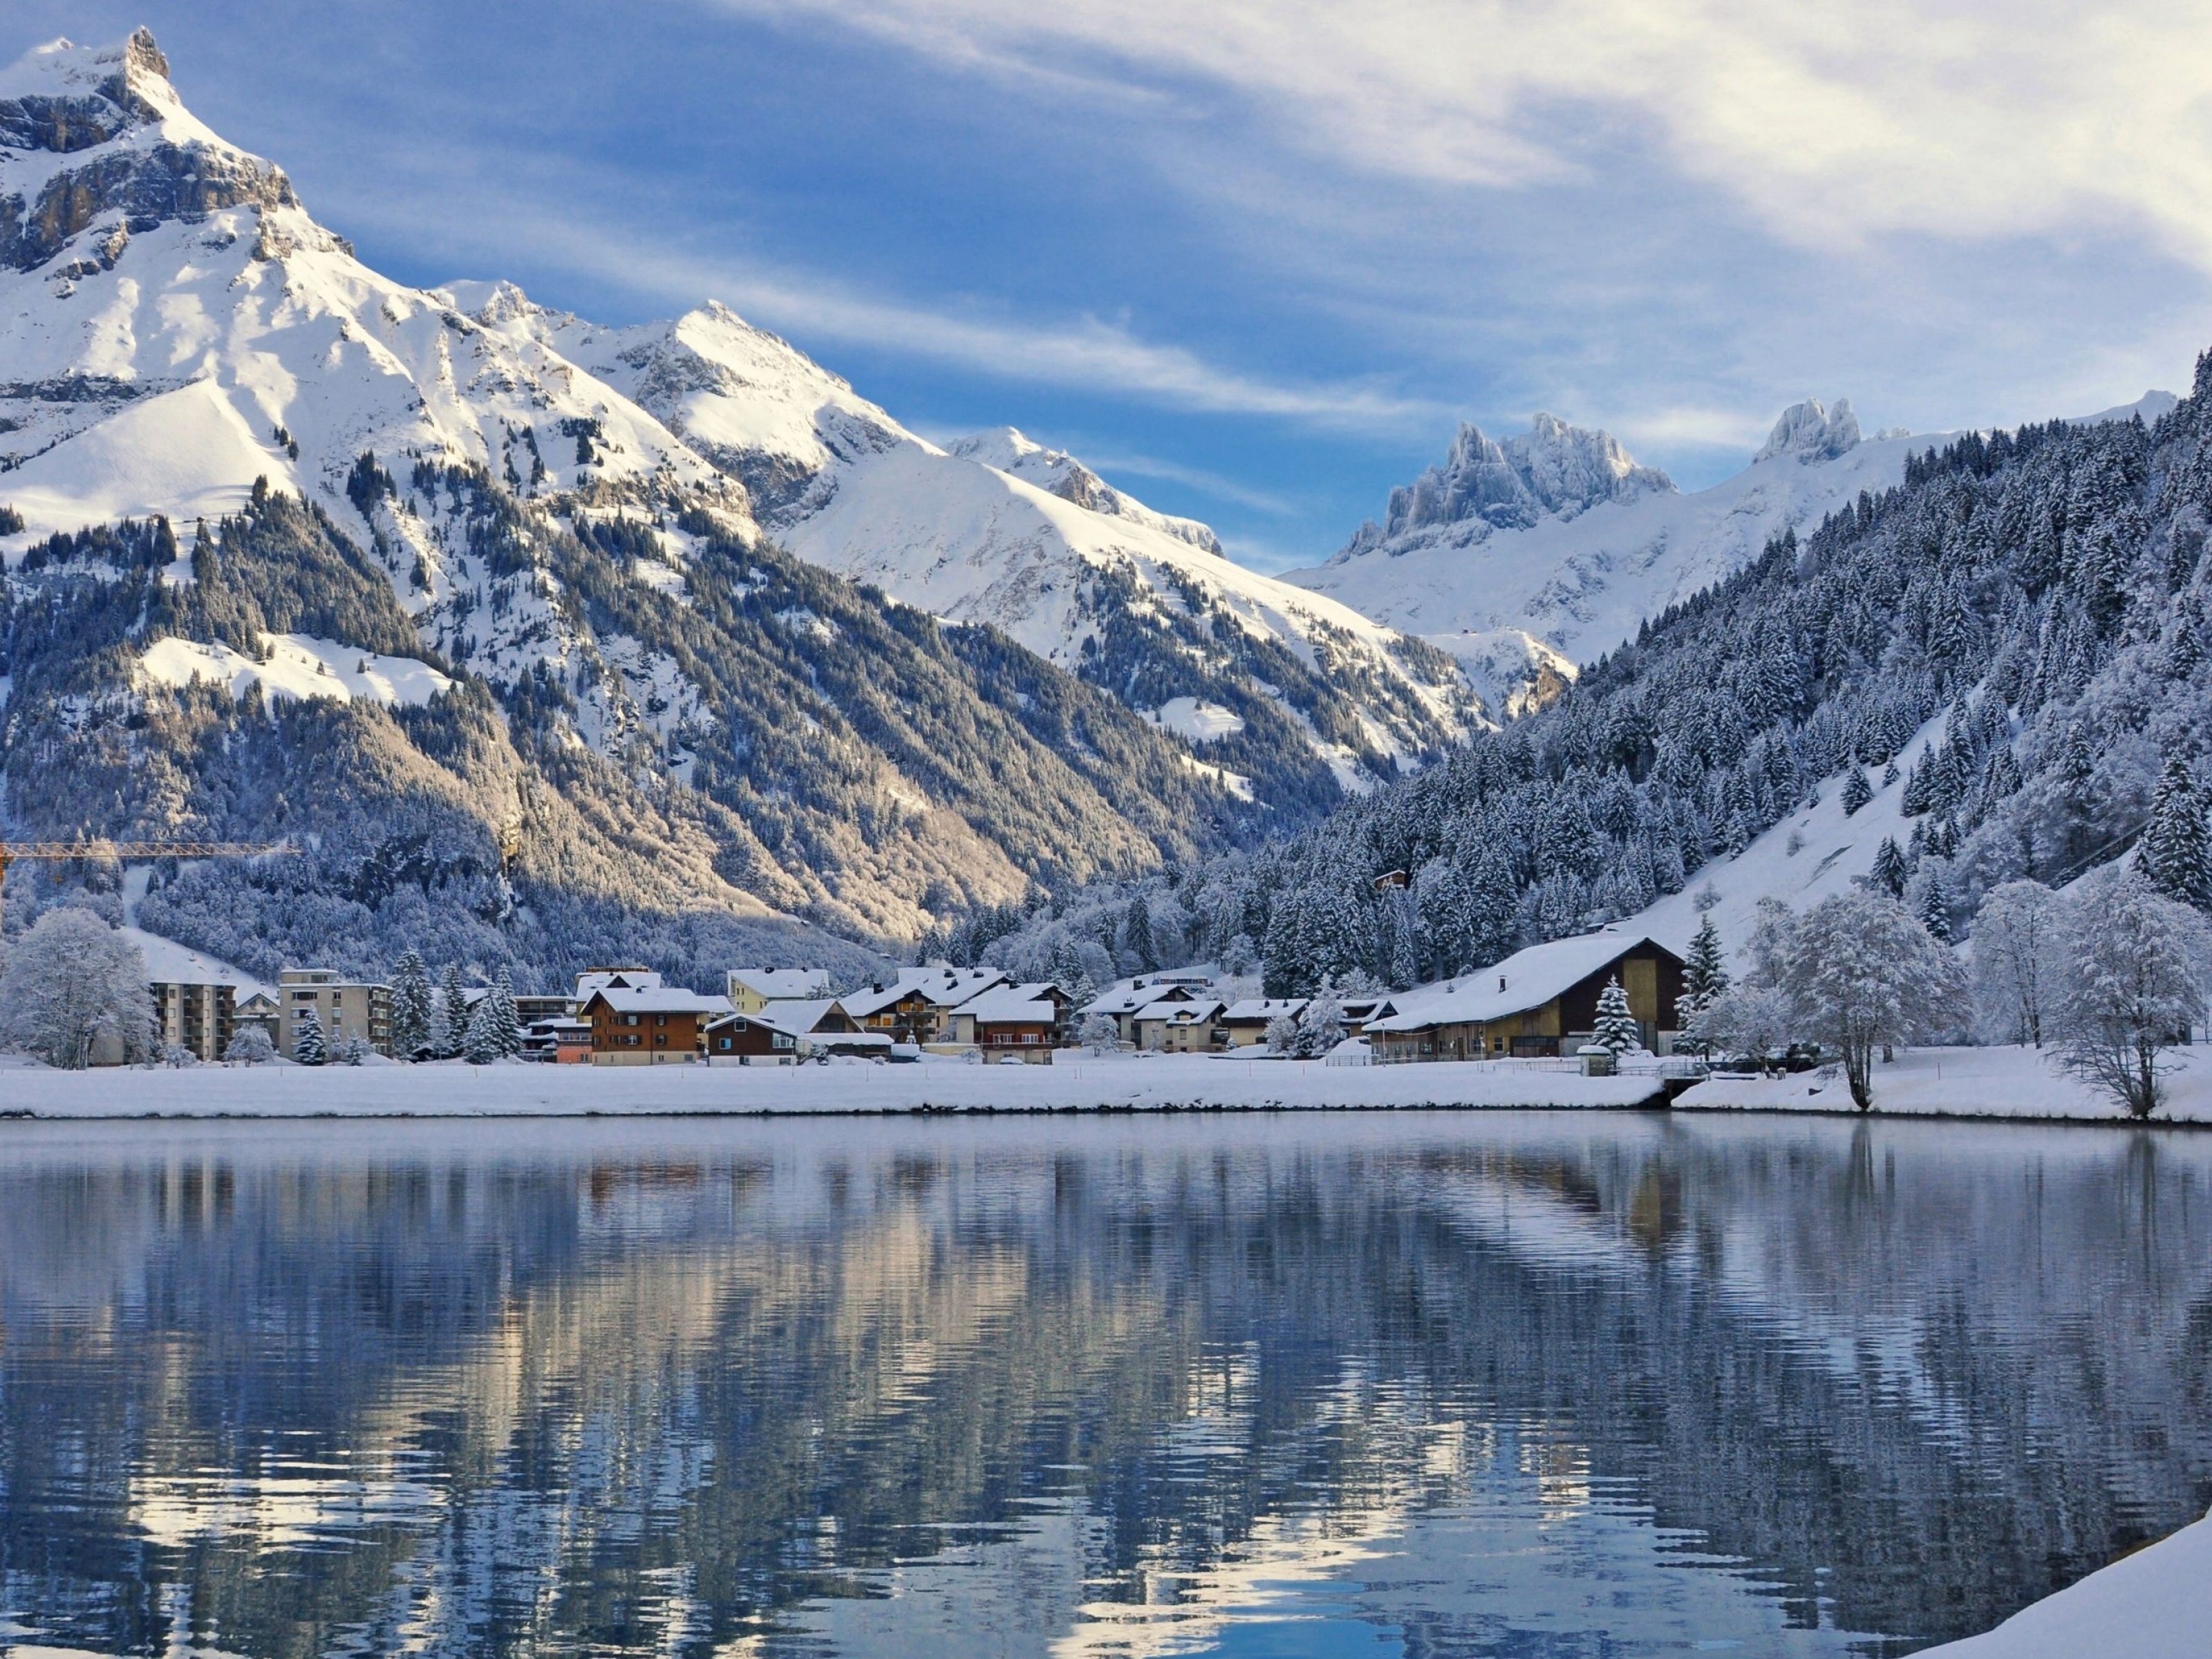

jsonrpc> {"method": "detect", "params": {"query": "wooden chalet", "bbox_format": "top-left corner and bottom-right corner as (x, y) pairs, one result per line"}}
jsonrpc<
(1365, 930), (1685, 1063)
(704, 998), (892, 1063)
(843, 966), (1007, 1044)
(580, 984), (734, 1065)
(948, 982), (1074, 1060)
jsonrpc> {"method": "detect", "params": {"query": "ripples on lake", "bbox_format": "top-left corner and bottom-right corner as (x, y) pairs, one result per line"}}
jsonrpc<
(0, 1112), (2205, 1658)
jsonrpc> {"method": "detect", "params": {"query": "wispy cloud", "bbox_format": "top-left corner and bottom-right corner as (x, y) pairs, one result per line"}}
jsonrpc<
(702, 0), (2212, 274)
(345, 177), (1445, 434)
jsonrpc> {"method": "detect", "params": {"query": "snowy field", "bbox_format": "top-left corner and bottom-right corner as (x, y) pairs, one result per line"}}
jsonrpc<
(1674, 1044), (2212, 1124)
(0, 1054), (1665, 1118)
(1915, 1506), (2209, 1659)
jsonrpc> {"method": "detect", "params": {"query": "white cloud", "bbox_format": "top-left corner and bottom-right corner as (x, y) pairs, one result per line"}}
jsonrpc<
(706, 0), (2212, 271)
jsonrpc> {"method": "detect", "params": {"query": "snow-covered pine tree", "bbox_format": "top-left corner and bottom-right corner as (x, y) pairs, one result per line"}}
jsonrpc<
(1683, 914), (1729, 1008)
(433, 962), (467, 1059)
(489, 967), (524, 1058)
(1592, 976), (1640, 1056)
(1871, 837), (1909, 897)
(1916, 871), (1954, 942)
(2139, 757), (2212, 909)
(463, 991), (502, 1065)
(294, 1006), (327, 1066)
(1123, 895), (1156, 971)
(1841, 765), (1873, 816)
(389, 949), (433, 1059)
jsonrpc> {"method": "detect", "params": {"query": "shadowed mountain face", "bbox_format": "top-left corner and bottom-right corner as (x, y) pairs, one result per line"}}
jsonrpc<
(0, 1114), (2205, 1658)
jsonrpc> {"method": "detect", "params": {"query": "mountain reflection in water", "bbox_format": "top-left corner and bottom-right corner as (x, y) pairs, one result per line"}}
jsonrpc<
(0, 1112), (2205, 1658)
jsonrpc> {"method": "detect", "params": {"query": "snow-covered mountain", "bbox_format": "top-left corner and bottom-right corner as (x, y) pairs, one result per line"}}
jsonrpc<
(514, 295), (1477, 786)
(1, 28), (1445, 980)
(1288, 393), (2177, 673)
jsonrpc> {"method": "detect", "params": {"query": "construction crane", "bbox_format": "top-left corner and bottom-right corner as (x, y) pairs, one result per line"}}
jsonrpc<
(0, 840), (299, 932)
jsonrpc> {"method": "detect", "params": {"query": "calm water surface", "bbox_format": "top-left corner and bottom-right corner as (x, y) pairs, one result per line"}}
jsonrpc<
(0, 1112), (2206, 1658)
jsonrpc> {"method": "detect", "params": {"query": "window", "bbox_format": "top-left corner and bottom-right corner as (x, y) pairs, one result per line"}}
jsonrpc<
(655, 1014), (668, 1027)
(773, 1033), (794, 1050)
(622, 1013), (640, 1027)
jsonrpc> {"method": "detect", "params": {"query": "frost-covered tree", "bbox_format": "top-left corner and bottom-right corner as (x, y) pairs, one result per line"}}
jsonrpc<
(1841, 765), (1874, 816)
(463, 991), (503, 1064)
(294, 1006), (327, 1067)
(1692, 984), (1792, 1071)
(1123, 895), (1156, 971)
(0, 908), (153, 1069)
(488, 966), (524, 1058)
(1297, 988), (1346, 1058)
(333, 1033), (369, 1065)
(1915, 870), (1954, 941)
(1765, 891), (1969, 1108)
(389, 949), (433, 1059)
(2053, 878), (2210, 1118)
(1871, 836), (1909, 897)
(1677, 914), (1730, 1047)
(1264, 1010), (1301, 1055)
(1971, 879), (2063, 1046)
(2139, 757), (2211, 909)
(430, 962), (467, 1059)
(1077, 1012), (1121, 1053)
(1592, 976), (1640, 1055)
(224, 1025), (276, 1065)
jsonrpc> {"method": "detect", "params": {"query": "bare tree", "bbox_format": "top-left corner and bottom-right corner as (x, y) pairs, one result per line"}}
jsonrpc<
(2053, 879), (2211, 1119)
(0, 908), (153, 1069)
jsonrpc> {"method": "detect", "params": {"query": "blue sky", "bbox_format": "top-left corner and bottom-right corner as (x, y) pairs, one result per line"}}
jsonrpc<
(13, 1), (2212, 570)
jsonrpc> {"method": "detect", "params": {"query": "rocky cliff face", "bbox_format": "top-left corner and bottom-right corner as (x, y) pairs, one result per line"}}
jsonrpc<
(1754, 397), (1861, 465)
(0, 30), (298, 274)
(1340, 413), (1675, 559)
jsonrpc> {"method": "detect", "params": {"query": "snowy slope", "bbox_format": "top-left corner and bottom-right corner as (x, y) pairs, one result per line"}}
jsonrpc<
(0, 39), (735, 542)
(533, 298), (1478, 768)
(1623, 715), (1943, 965)
(1290, 394), (2177, 671)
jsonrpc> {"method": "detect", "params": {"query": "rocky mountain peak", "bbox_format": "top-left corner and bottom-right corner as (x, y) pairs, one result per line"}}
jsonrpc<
(1341, 413), (1674, 557)
(1, 30), (297, 273)
(1754, 397), (1861, 465)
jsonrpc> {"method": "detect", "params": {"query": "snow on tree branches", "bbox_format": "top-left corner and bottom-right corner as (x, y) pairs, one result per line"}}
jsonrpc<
(0, 909), (154, 1069)
(2052, 876), (2211, 1118)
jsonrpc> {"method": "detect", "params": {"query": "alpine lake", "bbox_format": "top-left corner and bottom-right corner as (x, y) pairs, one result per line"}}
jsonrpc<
(0, 1109), (2205, 1658)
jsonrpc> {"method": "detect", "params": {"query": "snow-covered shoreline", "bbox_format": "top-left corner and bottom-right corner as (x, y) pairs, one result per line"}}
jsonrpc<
(0, 1055), (1665, 1118)
(1674, 1043), (2212, 1124)
(4, 1044), (2212, 1123)
(1914, 1506), (2209, 1658)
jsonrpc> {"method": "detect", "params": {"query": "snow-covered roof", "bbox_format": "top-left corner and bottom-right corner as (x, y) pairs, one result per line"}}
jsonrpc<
(130, 926), (271, 998)
(753, 997), (843, 1035)
(1136, 998), (1226, 1025)
(1367, 930), (1671, 1033)
(579, 985), (733, 1016)
(1082, 974), (1218, 1015)
(728, 968), (830, 1000)
(957, 986), (1064, 1025)
(575, 968), (663, 998)
(1222, 997), (1306, 1023)
(843, 966), (1006, 1018)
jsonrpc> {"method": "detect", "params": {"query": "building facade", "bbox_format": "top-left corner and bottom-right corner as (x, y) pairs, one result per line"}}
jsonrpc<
(278, 968), (394, 1059)
(150, 980), (236, 1062)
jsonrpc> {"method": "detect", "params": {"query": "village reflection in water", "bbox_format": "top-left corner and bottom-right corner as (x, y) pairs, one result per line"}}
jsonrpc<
(0, 1112), (2206, 1658)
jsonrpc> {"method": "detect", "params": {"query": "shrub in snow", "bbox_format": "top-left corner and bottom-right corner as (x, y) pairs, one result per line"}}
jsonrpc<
(1591, 976), (1640, 1056)
(1761, 890), (1967, 1108)
(333, 1034), (368, 1065)
(0, 908), (153, 1069)
(224, 1026), (276, 1065)
(294, 1007), (327, 1066)
(2052, 877), (2211, 1119)
(1971, 879), (2063, 1046)
(158, 1041), (198, 1069)
(1264, 1011), (1300, 1056)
